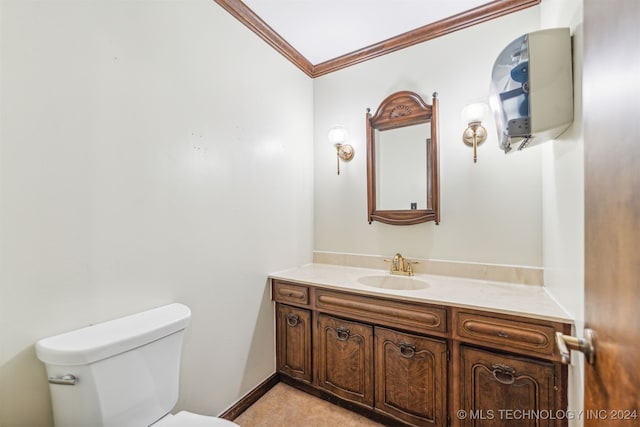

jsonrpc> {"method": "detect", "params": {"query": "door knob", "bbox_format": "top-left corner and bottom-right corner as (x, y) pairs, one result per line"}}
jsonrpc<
(555, 329), (596, 365)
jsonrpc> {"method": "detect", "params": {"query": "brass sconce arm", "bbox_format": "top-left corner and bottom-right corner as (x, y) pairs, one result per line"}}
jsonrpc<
(334, 143), (354, 175)
(463, 121), (487, 163)
(328, 125), (354, 175)
(462, 102), (489, 163)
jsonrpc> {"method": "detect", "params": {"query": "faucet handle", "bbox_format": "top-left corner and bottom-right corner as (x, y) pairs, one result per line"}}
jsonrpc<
(384, 255), (400, 272)
(384, 253), (402, 264)
(405, 261), (419, 276)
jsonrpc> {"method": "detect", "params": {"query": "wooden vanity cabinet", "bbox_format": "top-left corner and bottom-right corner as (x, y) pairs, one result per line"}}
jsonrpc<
(271, 279), (570, 427)
(276, 303), (312, 383)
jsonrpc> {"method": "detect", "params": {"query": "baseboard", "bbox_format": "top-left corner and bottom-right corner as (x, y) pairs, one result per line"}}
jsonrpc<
(219, 372), (280, 421)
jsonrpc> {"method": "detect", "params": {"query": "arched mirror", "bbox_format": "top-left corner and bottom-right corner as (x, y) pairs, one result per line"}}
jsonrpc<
(366, 91), (440, 225)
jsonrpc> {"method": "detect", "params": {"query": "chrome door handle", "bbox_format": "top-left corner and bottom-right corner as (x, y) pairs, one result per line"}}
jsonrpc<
(555, 329), (596, 365)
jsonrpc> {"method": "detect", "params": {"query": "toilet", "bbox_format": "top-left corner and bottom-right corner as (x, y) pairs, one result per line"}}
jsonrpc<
(36, 303), (239, 427)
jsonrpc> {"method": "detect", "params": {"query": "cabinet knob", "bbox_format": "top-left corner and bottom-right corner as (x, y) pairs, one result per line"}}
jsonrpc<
(491, 363), (516, 385)
(398, 342), (416, 358)
(286, 313), (299, 327)
(335, 327), (351, 341)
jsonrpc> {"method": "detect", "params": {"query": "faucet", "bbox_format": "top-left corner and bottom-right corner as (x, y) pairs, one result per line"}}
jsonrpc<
(384, 253), (418, 276)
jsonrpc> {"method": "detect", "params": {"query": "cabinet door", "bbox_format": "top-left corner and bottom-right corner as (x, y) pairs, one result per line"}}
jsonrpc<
(316, 314), (374, 406)
(375, 327), (448, 426)
(459, 345), (561, 427)
(276, 304), (312, 383)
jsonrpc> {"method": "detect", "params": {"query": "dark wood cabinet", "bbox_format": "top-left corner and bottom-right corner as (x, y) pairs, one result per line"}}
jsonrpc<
(316, 314), (374, 406)
(276, 303), (312, 383)
(271, 279), (570, 427)
(459, 346), (561, 427)
(375, 327), (447, 426)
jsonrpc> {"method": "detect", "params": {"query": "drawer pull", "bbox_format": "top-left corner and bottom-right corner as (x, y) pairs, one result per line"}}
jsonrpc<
(335, 327), (350, 341)
(286, 313), (299, 327)
(497, 331), (509, 338)
(491, 363), (516, 385)
(398, 342), (416, 358)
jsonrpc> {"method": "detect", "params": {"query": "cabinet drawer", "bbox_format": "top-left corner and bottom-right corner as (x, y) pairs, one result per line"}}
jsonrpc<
(315, 289), (447, 336)
(455, 310), (557, 358)
(272, 281), (309, 306)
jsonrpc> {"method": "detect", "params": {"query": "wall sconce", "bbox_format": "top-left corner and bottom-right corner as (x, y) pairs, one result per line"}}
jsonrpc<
(462, 103), (489, 163)
(328, 125), (354, 175)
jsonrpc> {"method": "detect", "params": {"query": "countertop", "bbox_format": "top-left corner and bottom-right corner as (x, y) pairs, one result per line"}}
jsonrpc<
(269, 263), (573, 323)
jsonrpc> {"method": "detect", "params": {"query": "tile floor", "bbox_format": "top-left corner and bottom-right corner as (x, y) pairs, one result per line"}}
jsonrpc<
(234, 383), (385, 426)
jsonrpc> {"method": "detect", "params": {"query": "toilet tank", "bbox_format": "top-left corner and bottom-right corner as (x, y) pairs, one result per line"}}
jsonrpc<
(36, 303), (191, 427)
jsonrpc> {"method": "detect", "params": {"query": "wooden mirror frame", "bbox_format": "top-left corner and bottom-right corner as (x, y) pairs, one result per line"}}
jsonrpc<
(366, 91), (440, 225)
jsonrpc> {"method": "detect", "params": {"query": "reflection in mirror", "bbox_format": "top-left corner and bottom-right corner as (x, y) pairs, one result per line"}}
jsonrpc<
(366, 91), (439, 225)
(375, 124), (429, 210)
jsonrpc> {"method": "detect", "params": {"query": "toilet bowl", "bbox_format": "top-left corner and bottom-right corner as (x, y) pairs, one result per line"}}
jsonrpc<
(36, 303), (239, 427)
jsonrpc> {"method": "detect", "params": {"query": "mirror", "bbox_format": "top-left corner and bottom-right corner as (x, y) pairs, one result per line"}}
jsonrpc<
(375, 124), (429, 210)
(366, 91), (439, 225)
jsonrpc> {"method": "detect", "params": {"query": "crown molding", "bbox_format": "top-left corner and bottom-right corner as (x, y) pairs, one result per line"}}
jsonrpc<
(214, 0), (540, 78)
(214, 0), (314, 77)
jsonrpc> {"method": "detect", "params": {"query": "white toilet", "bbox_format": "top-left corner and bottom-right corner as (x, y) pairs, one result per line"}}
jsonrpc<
(36, 303), (239, 427)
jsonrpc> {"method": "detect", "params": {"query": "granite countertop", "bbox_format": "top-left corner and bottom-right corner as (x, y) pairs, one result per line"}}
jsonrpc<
(269, 263), (573, 323)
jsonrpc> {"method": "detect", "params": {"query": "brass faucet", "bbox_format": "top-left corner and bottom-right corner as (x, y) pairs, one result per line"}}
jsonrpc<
(384, 253), (418, 276)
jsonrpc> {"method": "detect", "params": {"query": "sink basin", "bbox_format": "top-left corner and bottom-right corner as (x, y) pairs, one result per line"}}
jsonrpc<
(357, 275), (429, 291)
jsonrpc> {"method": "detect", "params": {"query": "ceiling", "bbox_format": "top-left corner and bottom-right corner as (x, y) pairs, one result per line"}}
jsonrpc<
(242, 0), (489, 65)
(214, 0), (540, 77)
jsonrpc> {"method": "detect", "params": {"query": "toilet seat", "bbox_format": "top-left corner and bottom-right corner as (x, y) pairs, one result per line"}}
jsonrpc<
(153, 411), (239, 427)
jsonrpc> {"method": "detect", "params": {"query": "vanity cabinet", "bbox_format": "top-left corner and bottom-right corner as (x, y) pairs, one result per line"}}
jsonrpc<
(271, 279), (570, 427)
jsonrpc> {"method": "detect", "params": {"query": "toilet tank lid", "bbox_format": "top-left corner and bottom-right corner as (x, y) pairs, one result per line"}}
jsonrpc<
(36, 303), (191, 366)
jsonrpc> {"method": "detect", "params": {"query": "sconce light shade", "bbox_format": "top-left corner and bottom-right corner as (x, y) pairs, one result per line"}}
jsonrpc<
(462, 102), (489, 124)
(328, 125), (354, 175)
(328, 125), (348, 145)
(462, 103), (489, 164)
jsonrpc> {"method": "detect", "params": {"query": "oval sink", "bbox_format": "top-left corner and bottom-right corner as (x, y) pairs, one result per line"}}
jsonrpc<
(357, 275), (429, 291)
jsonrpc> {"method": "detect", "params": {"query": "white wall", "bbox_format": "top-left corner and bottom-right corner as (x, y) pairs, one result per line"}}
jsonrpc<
(540, 0), (585, 425)
(313, 8), (543, 267)
(0, 1), (313, 426)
